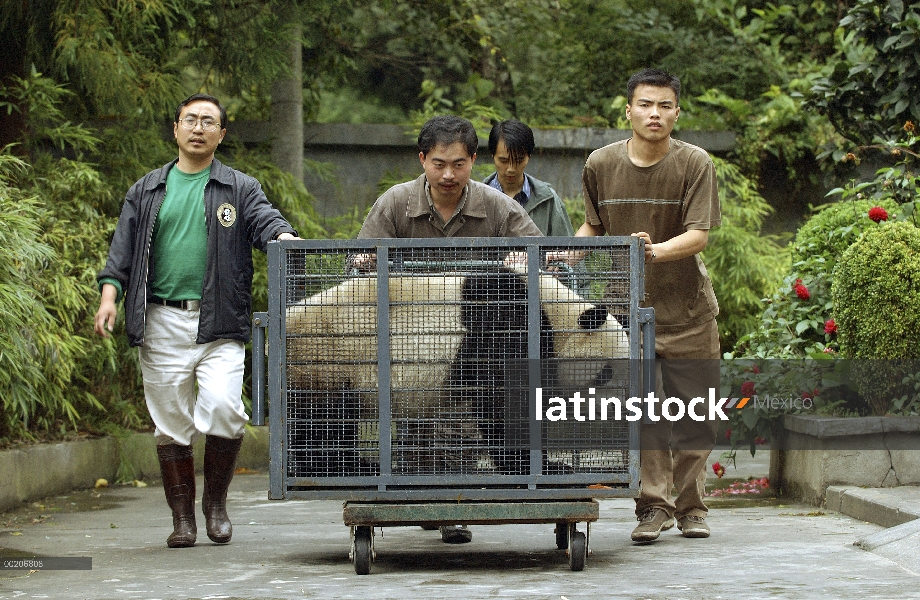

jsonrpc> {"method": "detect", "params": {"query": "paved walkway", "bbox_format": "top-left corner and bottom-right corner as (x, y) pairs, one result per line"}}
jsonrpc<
(1, 449), (918, 599)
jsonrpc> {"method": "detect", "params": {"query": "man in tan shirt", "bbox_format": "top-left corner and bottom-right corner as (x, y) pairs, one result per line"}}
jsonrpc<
(358, 115), (542, 544)
(358, 116), (541, 240)
(575, 68), (721, 542)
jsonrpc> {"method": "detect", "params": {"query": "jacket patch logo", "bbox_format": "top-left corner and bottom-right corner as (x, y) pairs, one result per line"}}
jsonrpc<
(217, 203), (237, 228)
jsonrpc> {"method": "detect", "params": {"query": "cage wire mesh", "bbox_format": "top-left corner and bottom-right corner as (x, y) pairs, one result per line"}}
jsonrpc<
(281, 242), (636, 486)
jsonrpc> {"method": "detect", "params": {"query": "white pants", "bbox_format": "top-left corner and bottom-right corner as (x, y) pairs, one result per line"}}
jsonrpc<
(139, 304), (248, 446)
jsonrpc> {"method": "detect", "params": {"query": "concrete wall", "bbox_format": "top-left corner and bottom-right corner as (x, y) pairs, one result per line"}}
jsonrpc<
(0, 438), (120, 512)
(227, 122), (736, 221)
(770, 415), (920, 506)
(0, 429), (271, 513)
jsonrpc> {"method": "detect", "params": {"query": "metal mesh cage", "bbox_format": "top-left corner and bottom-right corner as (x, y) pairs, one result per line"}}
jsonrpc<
(260, 237), (649, 501)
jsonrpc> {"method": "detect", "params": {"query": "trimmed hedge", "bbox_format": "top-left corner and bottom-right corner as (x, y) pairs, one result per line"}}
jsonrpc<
(832, 221), (920, 414)
(791, 198), (899, 275)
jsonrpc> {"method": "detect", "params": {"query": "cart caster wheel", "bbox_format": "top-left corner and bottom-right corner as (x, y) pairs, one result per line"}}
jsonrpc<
(353, 526), (373, 575)
(568, 525), (586, 572)
(555, 522), (568, 550)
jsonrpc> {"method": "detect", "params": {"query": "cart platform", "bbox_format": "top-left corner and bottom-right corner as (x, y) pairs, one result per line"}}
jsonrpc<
(343, 499), (598, 573)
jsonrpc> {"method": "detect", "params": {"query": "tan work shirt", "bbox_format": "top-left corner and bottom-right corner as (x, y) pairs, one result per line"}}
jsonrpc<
(358, 174), (542, 239)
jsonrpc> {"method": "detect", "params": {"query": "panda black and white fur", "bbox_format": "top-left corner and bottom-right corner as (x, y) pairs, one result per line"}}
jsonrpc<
(454, 268), (629, 474)
(284, 267), (628, 477)
(285, 275), (467, 476)
(533, 271), (629, 389)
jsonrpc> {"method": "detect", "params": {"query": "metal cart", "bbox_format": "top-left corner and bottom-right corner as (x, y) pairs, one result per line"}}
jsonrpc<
(251, 237), (655, 574)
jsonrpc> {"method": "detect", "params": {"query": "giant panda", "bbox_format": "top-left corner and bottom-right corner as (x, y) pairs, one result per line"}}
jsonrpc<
(285, 274), (467, 476)
(455, 268), (629, 474)
(284, 267), (629, 477)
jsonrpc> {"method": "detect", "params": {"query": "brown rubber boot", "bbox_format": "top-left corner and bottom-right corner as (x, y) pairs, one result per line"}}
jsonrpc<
(156, 444), (197, 548)
(202, 435), (243, 544)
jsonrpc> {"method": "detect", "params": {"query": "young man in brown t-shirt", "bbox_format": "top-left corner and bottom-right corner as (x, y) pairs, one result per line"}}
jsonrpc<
(575, 68), (722, 542)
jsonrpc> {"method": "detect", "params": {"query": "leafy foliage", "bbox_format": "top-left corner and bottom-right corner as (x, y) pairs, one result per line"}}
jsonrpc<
(832, 221), (920, 414)
(721, 197), (894, 451)
(720, 355), (852, 454)
(0, 154), (60, 441)
(703, 158), (787, 351)
(790, 197), (900, 271)
(811, 0), (920, 145)
(825, 121), (920, 228)
(724, 196), (919, 451)
(0, 75), (150, 443)
(732, 196), (902, 361)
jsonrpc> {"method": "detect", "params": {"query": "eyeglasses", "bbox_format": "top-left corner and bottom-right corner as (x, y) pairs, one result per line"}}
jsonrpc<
(178, 116), (221, 132)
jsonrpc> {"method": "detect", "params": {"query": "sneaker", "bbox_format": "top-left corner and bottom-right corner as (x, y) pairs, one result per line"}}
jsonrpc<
(678, 515), (710, 538)
(440, 524), (472, 544)
(631, 508), (675, 542)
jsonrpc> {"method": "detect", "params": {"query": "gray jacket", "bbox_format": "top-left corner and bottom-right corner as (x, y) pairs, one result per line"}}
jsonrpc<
(482, 173), (575, 237)
(97, 158), (295, 347)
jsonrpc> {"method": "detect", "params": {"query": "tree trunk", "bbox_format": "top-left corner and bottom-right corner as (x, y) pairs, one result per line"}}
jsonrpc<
(270, 21), (304, 182)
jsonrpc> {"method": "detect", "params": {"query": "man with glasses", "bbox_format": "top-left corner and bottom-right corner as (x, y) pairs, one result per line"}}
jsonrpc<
(94, 93), (298, 548)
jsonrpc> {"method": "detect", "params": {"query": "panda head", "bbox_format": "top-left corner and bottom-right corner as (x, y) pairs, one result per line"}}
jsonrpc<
(537, 274), (629, 388)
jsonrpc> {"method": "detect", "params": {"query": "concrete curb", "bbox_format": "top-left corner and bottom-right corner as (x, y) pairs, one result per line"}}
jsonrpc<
(853, 512), (920, 576)
(0, 426), (270, 513)
(826, 485), (920, 528)
(5, 431), (919, 533)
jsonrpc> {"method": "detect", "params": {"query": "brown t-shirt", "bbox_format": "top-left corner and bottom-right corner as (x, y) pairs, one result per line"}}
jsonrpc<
(358, 174), (542, 239)
(583, 139), (721, 331)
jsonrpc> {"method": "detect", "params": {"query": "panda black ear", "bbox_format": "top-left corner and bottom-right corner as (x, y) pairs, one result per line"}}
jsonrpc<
(577, 305), (610, 331)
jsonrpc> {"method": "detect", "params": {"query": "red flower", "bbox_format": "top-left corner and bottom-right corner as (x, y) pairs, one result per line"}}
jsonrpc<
(868, 206), (889, 223)
(712, 462), (725, 479)
(794, 283), (810, 300)
(741, 380), (756, 397)
(725, 428), (732, 441)
(823, 347), (836, 354)
(754, 436), (767, 445)
(824, 319), (837, 335)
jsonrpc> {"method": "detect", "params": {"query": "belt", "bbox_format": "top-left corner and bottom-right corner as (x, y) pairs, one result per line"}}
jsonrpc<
(149, 297), (201, 311)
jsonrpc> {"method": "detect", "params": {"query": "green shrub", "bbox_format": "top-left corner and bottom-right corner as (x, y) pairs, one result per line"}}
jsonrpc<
(790, 197), (900, 274)
(0, 155), (58, 441)
(733, 198), (902, 360)
(832, 220), (920, 414)
(722, 199), (911, 452)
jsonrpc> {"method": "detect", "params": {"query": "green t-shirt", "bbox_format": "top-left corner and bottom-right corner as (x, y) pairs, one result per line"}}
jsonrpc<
(150, 166), (210, 300)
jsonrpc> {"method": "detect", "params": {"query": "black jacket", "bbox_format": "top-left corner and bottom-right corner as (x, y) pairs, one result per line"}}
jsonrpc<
(97, 158), (295, 347)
